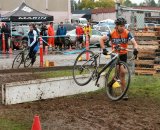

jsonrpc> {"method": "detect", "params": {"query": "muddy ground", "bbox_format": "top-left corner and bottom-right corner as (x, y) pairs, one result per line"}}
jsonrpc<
(0, 73), (160, 130)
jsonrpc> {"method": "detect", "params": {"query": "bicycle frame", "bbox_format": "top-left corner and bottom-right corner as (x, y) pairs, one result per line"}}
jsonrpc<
(94, 53), (119, 86)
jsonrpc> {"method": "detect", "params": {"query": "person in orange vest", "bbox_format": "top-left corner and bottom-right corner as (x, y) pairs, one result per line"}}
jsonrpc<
(47, 22), (55, 50)
(76, 23), (84, 49)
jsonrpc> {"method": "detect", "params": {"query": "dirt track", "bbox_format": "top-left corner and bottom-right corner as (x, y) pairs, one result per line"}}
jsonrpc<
(0, 72), (160, 130)
(0, 92), (160, 130)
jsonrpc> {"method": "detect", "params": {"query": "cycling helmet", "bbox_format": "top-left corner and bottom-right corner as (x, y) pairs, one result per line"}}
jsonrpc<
(115, 17), (127, 25)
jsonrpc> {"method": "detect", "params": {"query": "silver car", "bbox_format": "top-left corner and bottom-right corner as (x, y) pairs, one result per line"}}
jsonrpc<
(65, 29), (103, 47)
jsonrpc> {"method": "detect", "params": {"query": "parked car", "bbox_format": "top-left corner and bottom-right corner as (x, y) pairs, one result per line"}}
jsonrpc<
(71, 18), (88, 26)
(11, 26), (29, 49)
(95, 25), (116, 47)
(65, 29), (103, 47)
(93, 19), (115, 29)
(11, 25), (41, 49)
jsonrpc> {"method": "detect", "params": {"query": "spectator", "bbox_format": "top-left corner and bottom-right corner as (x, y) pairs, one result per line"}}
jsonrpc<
(1, 23), (10, 52)
(40, 23), (48, 50)
(76, 23), (84, 49)
(48, 22), (55, 50)
(83, 22), (92, 43)
(56, 22), (67, 51)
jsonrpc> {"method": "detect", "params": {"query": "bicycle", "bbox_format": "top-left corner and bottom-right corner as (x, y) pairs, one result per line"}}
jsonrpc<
(12, 42), (33, 69)
(73, 45), (135, 101)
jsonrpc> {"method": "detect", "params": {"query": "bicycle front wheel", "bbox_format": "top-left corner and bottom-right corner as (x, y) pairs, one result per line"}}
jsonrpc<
(73, 50), (97, 86)
(105, 61), (131, 101)
(12, 52), (23, 69)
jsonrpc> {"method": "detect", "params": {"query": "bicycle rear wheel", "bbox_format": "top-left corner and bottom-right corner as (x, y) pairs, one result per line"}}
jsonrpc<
(105, 61), (131, 101)
(73, 50), (97, 86)
(12, 52), (23, 69)
(24, 53), (32, 68)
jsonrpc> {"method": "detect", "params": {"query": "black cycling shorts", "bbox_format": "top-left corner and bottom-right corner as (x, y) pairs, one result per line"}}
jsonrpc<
(119, 54), (127, 62)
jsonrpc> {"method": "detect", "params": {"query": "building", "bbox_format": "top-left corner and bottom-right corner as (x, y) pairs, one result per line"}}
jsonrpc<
(0, 0), (71, 23)
(91, 6), (160, 26)
(79, 0), (100, 2)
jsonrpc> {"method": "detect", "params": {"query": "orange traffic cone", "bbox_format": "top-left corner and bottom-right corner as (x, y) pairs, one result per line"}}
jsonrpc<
(31, 115), (42, 130)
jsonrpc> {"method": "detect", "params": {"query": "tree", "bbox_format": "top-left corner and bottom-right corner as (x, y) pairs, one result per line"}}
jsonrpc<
(78, 0), (115, 9)
(132, 3), (138, 6)
(123, 0), (132, 7)
(78, 0), (95, 9)
(144, 0), (157, 6)
(150, 0), (157, 6)
(95, 0), (115, 8)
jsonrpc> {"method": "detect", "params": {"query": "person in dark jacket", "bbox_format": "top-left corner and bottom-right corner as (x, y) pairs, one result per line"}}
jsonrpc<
(28, 23), (39, 65)
(40, 23), (48, 50)
(56, 22), (67, 50)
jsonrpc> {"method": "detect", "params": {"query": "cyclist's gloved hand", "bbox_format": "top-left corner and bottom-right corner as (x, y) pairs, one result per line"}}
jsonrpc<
(133, 48), (138, 59)
(103, 48), (108, 55)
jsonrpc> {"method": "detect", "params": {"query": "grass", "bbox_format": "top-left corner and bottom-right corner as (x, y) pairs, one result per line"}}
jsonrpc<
(39, 70), (73, 79)
(38, 66), (107, 79)
(0, 118), (30, 130)
(129, 75), (160, 100)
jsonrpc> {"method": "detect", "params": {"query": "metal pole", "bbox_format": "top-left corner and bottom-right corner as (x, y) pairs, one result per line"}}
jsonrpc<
(130, 11), (135, 30)
(46, 0), (48, 10)
(68, 0), (71, 23)
(115, 0), (121, 19)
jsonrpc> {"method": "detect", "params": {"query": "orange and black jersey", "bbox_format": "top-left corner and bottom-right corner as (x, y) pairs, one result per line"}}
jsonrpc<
(107, 29), (134, 54)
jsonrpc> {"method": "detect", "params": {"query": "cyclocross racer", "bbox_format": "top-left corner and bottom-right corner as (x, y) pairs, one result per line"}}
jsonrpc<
(100, 17), (138, 100)
(28, 23), (39, 65)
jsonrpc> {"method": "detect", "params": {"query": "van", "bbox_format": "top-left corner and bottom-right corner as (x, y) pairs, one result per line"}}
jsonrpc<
(71, 18), (88, 26)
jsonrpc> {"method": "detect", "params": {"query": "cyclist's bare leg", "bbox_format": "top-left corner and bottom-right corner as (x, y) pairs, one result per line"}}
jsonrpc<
(119, 65), (126, 91)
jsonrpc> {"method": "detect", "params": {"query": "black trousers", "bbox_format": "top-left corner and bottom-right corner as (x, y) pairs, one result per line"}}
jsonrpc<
(29, 44), (37, 64)
(57, 37), (66, 49)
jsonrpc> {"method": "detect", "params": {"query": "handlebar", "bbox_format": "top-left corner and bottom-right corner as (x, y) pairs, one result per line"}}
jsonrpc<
(98, 45), (136, 60)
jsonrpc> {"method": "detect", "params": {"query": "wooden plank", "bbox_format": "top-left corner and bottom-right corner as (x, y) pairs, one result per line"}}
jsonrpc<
(135, 69), (156, 75)
(134, 32), (158, 37)
(137, 41), (159, 46)
(138, 45), (159, 50)
(135, 65), (154, 69)
(154, 64), (160, 70)
(138, 54), (155, 58)
(135, 36), (158, 41)
(138, 51), (155, 55)
(135, 60), (154, 65)
(138, 49), (156, 54)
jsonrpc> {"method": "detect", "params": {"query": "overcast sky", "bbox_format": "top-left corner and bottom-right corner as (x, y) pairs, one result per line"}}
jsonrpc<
(132, 0), (158, 4)
(74, 0), (159, 5)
